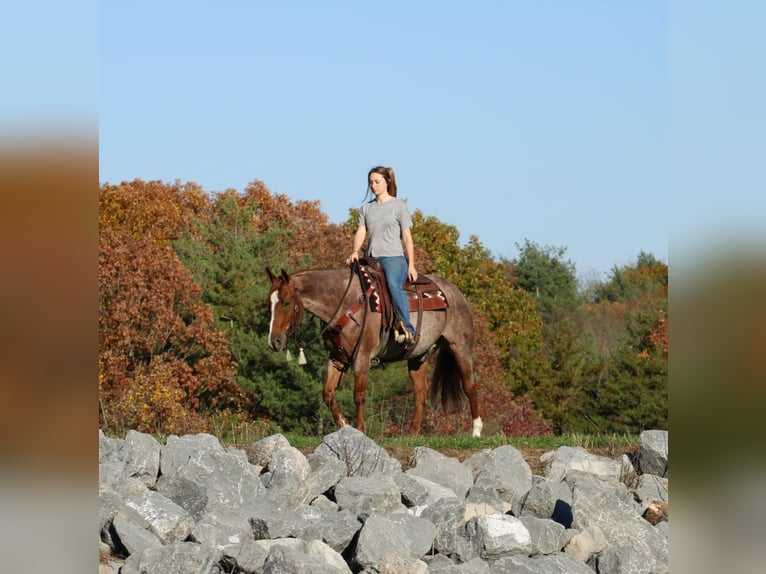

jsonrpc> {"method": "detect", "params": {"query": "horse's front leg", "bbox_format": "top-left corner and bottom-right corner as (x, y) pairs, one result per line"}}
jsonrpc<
(352, 360), (371, 434)
(407, 356), (429, 435)
(323, 361), (347, 428)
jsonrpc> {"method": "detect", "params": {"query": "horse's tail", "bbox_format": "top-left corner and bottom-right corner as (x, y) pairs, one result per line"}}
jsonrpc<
(430, 343), (463, 411)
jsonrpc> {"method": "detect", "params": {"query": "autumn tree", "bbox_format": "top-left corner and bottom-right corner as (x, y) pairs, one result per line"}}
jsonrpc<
(99, 178), (209, 243)
(99, 229), (248, 436)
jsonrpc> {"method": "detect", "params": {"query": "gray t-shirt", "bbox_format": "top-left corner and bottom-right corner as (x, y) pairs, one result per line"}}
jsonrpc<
(359, 198), (412, 257)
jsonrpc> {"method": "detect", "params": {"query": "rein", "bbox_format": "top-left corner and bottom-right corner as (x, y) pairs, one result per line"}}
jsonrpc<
(288, 265), (366, 368)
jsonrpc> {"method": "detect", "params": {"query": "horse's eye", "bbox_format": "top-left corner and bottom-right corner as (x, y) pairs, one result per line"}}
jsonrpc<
(283, 301), (291, 308)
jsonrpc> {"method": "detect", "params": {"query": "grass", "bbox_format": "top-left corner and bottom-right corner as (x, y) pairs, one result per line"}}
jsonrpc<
(270, 431), (639, 454)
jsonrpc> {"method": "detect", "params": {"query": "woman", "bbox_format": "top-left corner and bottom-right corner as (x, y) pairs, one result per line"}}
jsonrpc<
(346, 166), (418, 343)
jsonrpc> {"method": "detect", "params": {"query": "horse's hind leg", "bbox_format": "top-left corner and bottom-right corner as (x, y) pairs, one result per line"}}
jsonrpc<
(407, 356), (429, 435)
(323, 361), (347, 428)
(451, 342), (483, 437)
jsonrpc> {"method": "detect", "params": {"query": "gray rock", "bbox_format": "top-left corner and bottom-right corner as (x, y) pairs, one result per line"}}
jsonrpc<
(563, 524), (607, 562)
(110, 514), (163, 556)
(246, 499), (321, 541)
(569, 473), (668, 573)
(463, 445), (533, 508)
(418, 498), (475, 562)
(123, 488), (195, 544)
(465, 484), (507, 513)
(334, 475), (404, 520)
(260, 539), (352, 574)
(402, 474), (459, 509)
(352, 512), (436, 571)
(314, 426), (402, 477)
(514, 476), (574, 528)
(295, 504), (361, 554)
(633, 473), (669, 513)
(466, 513), (534, 559)
(425, 555), (491, 573)
(491, 552), (597, 574)
(157, 433), (265, 517)
(121, 541), (223, 574)
(249, 433), (292, 466)
(542, 446), (624, 482)
(638, 430), (669, 477)
(189, 505), (252, 554)
(98, 430), (161, 490)
(264, 446), (312, 508)
(408, 447), (474, 499)
(518, 516), (567, 555)
(306, 452), (348, 497)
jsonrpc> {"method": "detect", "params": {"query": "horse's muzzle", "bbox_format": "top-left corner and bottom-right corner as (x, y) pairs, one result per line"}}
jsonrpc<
(269, 333), (287, 352)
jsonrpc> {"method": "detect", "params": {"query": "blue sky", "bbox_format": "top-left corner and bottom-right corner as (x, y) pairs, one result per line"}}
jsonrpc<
(97, 0), (669, 280)
(7, 2), (763, 282)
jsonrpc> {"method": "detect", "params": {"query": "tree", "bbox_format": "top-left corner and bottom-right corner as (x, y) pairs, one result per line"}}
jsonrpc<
(99, 229), (248, 436)
(509, 239), (578, 321)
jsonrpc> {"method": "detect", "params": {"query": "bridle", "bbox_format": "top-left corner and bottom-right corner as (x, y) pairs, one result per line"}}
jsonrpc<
(280, 264), (370, 371)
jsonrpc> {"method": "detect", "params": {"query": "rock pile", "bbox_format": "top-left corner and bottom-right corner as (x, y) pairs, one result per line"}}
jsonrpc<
(99, 427), (668, 573)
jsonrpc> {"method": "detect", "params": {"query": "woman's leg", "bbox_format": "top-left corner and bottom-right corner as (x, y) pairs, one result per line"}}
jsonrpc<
(378, 256), (416, 336)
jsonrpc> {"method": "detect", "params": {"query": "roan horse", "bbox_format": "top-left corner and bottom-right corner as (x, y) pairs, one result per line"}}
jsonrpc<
(266, 265), (483, 436)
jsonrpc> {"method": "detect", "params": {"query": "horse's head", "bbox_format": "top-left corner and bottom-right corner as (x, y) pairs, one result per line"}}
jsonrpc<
(266, 268), (304, 352)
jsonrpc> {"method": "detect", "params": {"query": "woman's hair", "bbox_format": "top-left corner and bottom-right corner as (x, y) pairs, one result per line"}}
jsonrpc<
(368, 165), (397, 197)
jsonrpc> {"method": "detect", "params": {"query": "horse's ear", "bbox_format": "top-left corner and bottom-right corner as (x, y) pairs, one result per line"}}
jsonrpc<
(266, 268), (277, 283)
(280, 269), (290, 284)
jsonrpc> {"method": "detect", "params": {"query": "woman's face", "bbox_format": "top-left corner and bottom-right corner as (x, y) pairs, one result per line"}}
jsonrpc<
(369, 173), (388, 197)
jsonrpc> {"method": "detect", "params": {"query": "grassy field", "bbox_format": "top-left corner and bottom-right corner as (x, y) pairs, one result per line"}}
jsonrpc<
(243, 431), (639, 455)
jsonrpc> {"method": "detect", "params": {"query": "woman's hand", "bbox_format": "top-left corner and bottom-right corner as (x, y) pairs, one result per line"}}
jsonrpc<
(346, 250), (360, 266)
(408, 261), (418, 283)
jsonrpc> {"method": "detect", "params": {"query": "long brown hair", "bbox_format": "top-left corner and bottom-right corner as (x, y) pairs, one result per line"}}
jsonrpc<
(367, 166), (398, 197)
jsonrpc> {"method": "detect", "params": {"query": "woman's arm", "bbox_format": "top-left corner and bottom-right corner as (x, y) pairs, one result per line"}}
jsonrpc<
(402, 227), (418, 282)
(346, 225), (367, 264)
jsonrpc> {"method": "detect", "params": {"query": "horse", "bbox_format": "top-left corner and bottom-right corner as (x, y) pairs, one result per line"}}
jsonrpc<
(266, 264), (483, 437)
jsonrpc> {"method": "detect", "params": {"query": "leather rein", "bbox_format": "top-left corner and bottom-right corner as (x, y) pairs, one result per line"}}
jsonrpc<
(289, 263), (373, 371)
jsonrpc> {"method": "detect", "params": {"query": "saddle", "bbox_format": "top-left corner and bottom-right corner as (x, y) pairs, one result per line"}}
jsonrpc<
(358, 257), (449, 332)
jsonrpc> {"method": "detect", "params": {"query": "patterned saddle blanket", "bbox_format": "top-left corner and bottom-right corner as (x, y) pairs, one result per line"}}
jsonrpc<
(358, 257), (448, 328)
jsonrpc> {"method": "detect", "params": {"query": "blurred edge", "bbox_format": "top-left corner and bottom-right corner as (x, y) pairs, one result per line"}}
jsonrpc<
(0, 132), (96, 574)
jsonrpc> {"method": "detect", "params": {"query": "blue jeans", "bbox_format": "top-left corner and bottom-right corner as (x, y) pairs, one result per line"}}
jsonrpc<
(378, 256), (416, 335)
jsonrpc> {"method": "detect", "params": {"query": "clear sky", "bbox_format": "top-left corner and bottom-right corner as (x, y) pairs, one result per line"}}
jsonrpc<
(96, 0), (671, 280)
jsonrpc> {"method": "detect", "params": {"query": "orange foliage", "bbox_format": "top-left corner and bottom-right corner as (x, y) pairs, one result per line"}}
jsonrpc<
(99, 228), (250, 435)
(244, 180), (350, 268)
(99, 179), (210, 243)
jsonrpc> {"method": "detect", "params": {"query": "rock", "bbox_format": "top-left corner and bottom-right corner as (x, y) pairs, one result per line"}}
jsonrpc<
(314, 426), (401, 477)
(514, 476), (573, 527)
(407, 446), (474, 499)
(491, 552), (597, 574)
(121, 541), (223, 574)
(123, 488), (195, 544)
(352, 512), (436, 571)
(638, 429), (669, 477)
(518, 515), (567, 555)
(542, 445), (624, 482)
(466, 513), (534, 559)
(248, 433), (292, 467)
(633, 473), (669, 513)
(419, 498), (476, 562)
(425, 555), (491, 573)
(463, 445), (533, 508)
(333, 475), (405, 521)
(563, 524), (608, 561)
(396, 472), (458, 509)
(263, 446), (312, 509)
(156, 433), (265, 517)
(99, 428), (669, 573)
(569, 473), (668, 573)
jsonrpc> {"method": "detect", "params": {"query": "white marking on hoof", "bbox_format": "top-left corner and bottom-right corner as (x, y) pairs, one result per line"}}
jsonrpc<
(472, 417), (483, 438)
